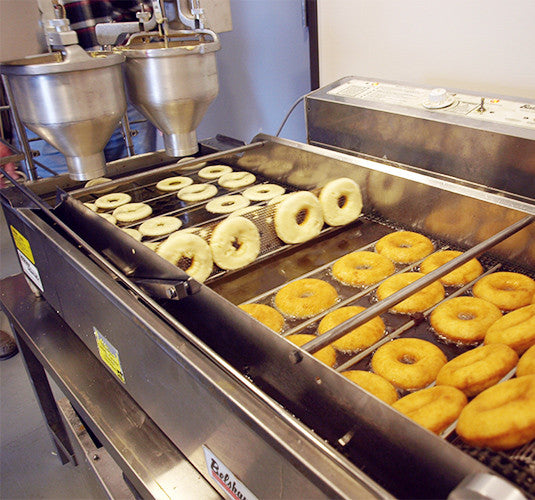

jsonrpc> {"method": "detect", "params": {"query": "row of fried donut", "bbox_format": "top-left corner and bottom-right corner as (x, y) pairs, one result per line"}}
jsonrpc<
(237, 230), (535, 450)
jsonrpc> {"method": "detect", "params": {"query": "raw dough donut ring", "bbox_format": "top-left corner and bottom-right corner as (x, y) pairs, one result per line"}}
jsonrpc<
(143, 241), (161, 252)
(95, 192), (132, 210)
(371, 338), (447, 390)
(84, 202), (97, 212)
(342, 370), (398, 404)
(376, 272), (445, 314)
(177, 183), (218, 202)
(139, 216), (182, 237)
(472, 272), (535, 311)
(206, 195), (250, 214)
(85, 177), (113, 194)
(97, 212), (117, 224)
(228, 206), (260, 218)
(318, 306), (385, 353)
(274, 191), (324, 244)
(267, 194), (291, 205)
(156, 176), (194, 192)
(218, 171), (256, 188)
(392, 386), (467, 434)
(275, 278), (338, 319)
(210, 216), (260, 270)
(430, 296), (502, 345)
(436, 344), (518, 397)
(286, 334), (337, 367)
(258, 159), (294, 177)
(121, 228), (142, 241)
(456, 375), (535, 450)
(319, 177), (363, 226)
(376, 231), (434, 264)
(112, 202), (152, 223)
(237, 154), (266, 169)
(420, 250), (483, 286)
(243, 184), (286, 201)
(238, 303), (284, 333)
(156, 232), (213, 282)
(517, 345), (535, 377)
(198, 165), (233, 179)
(176, 156), (207, 170)
(484, 304), (535, 355)
(332, 251), (395, 287)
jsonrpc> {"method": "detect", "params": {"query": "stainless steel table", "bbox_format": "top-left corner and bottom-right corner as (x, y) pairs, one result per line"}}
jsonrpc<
(0, 273), (220, 500)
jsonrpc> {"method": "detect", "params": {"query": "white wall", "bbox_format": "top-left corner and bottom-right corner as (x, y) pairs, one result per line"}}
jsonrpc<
(318, 0), (535, 98)
(197, 0), (311, 144)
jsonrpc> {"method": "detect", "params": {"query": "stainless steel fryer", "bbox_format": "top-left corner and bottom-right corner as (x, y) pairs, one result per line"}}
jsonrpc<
(1, 134), (534, 499)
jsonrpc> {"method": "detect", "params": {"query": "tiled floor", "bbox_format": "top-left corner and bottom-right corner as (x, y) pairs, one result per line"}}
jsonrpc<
(1, 209), (94, 498)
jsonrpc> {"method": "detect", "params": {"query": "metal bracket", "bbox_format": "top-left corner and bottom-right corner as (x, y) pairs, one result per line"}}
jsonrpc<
(131, 277), (201, 301)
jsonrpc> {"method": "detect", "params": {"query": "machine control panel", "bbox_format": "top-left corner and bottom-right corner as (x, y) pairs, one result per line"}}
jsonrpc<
(328, 78), (535, 130)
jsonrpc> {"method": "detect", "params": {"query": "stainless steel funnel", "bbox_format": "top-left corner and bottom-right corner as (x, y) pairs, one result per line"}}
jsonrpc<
(121, 30), (220, 157)
(1, 46), (126, 180)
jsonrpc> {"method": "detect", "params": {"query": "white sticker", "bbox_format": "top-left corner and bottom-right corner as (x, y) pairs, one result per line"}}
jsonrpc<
(17, 249), (44, 292)
(203, 446), (258, 500)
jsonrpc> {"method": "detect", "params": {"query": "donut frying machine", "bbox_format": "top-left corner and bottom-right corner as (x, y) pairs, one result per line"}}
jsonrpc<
(2, 121), (535, 498)
(1, 28), (535, 494)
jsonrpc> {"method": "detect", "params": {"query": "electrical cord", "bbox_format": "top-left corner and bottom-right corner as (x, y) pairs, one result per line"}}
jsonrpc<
(275, 95), (306, 137)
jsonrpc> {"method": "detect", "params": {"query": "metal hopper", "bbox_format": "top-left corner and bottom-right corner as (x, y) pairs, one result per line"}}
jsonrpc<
(121, 30), (220, 157)
(0, 46), (126, 180)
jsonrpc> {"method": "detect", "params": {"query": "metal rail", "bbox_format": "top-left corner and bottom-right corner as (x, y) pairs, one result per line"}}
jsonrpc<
(301, 215), (534, 356)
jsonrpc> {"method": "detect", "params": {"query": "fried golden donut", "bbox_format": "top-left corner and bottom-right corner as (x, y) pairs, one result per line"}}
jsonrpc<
(238, 303), (284, 333)
(456, 375), (535, 450)
(332, 251), (395, 287)
(156, 176), (194, 192)
(430, 296), (502, 345)
(242, 184), (286, 201)
(95, 192), (131, 210)
(275, 279), (338, 319)
(319, 177), (363, 226)
(139, 216), (182, 237)
(318, 306), (385, 353)
(274, 191), (324, 244)
(376, 231), (434, 264)
(177, 183), (218, 202)
(286, 334), (336, 367)
(436, 344), (518, 397)
(342, 370), (398, 404)
(156, 232), (213, 282)
(112, 202), (152, 223)
(210, 216), (260, 270)
(484, 304), (535, 355)
(392, 386), (467, 434)
(472, 272), (535, 311)
(198, 165), (233, 179)
(517, 345), (535, 377)
(121, 228), (142, 241)
(420, 250), (483, 286)
(371, 338), (447, 390)
(206, 195), (250, 214)
(218, 171), (256, 188)
(376, 272), (445, 314)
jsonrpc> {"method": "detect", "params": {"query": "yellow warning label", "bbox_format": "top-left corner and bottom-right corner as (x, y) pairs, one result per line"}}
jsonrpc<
(10, 225), (35, 264)
(93, 327), (125, 383)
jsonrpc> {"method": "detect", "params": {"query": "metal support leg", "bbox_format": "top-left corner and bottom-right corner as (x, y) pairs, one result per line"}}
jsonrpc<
(9, 320), (76, 466)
